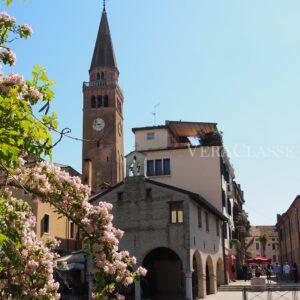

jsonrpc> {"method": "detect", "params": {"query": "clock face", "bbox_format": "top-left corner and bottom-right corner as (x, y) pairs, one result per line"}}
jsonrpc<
(93, 118), (105, 132)
(118, 122), (123, 136)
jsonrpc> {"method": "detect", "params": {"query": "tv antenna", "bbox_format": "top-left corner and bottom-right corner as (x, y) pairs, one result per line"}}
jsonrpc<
(151, 103), (160, 125)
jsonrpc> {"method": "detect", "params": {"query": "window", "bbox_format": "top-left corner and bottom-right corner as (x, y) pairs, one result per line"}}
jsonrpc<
(101, 72), (105, 80)
(155, 160), (162, 175)
(272, 243), (276, 250)
(146, 159), (171, 176)
(273, 255), (276, 262)
(103, 95), (109, 107)
(205, 212), (209, 232)
(163, 159), (171, 175)
(216, 218), (220, 236)
(222, 190), (226, 207)
(91, 96), (96, 108)
(97, 72), (100, 80)
(117, 192), (123, 201)
(256, 243), (260, 250)
(70, 222), (75, 239)
(147, 160), (154, 176)
(146, 188), (152, 198)
(227, 199), (232, 215)
(147, 132), (155, 140)
(170, 202), (184, 224)
(43, 214), (50, 234)
(97, 96), (103, 108)
(198, 208), (202, 228)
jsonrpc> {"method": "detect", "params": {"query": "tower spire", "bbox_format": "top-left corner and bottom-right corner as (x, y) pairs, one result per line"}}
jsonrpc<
(90, 2), (117, 70)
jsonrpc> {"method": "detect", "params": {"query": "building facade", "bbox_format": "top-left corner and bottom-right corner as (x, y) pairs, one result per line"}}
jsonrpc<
(8, 162), (81, 255)
(276, 196), (300, 273)
(91, 173), (227, 299)
(246, 226), (279, 262)
(82, 7), (124, 195)
(130, 121), (237, 281)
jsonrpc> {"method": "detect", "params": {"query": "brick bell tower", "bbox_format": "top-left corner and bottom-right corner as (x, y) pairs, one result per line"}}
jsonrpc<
(82, 5), (124, 194)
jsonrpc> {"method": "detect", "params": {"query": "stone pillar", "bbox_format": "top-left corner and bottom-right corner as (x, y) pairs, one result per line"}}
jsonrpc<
(134, 280), (141, 300)
(199, 274), (206, 299)
(185, 271), (193, 300)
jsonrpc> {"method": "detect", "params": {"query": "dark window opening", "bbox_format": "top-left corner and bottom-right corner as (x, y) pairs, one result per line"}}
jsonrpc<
(198, 208), (202, 228)
(146, 159), (171, 176)
(43, 214), (50, 234)
(97, 96), (103, 108)
(205, 212), (209, 232)
(101, 72), (105, 80)
(147, 160), (154, 176)
(146, 188), (152, 198)
(170, 202), (184, 224)
(91, 96), (96, 108)
(227, 199), (232, 215)
(118, 192), (123, 201)
(96, 72), (100, 80)
(97, 141), (100, 148)
(216, 218), (220, 236)
(104, 95), (109, 107)
(222, 190), (226, 207)
(163, 159), (171, 175)
(70, 222), (75, 239)
(155, 159), (162, 176)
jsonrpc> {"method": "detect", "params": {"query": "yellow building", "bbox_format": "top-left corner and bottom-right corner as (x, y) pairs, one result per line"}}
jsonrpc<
(11, 162), (81, 255)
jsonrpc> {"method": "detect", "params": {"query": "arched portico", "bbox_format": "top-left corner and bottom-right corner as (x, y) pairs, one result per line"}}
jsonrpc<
(141, 247), (185, 299)
(216, 258), (225, 287)
(192, 251), (205, 299)
(206, 255), (216, 295)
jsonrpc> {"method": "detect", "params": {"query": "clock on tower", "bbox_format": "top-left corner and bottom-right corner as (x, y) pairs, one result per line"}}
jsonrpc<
(82, 6), (124, 194)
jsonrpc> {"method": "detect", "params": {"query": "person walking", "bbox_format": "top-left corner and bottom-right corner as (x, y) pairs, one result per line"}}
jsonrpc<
(283, 262), (290, 283)
(274, 263), (281, 283)
(242, 264), (248, 282)
(292, 263), (298, 283)
(266, 264), (272, 283)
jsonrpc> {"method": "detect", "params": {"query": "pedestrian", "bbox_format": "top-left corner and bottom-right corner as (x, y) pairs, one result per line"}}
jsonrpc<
(248, 265), (253, 280)
(231, 264), (236, 282)
(242, 264), (248, 282)
(283, 262), (290, 283)
(292, 263), (298, 283)
(266, 264), (272, 283)
(274, 262), (281, 283)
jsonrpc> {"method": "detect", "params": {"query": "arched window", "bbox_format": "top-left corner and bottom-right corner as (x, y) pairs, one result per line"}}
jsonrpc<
(104, 95), (109, 107)
(97, 96), (103, 108)
(91, 96), (96, 108)
(101, 72), (105, 80)
(96, 72), (100, 80)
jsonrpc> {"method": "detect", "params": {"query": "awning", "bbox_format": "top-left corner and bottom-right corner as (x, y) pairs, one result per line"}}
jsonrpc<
(247, 256), (272, 264)
(56, 251), (86, 264)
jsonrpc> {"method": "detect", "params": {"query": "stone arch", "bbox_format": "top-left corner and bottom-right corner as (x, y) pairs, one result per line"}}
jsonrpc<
(216, 258), (225, 287)
(205, 255), (216, 295)
(192, 250), (205, 299)
(141, 247), (185, 299)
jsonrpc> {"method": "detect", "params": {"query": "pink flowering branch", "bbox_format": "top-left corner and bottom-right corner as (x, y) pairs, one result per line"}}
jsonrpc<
(4, 160), (147, 299)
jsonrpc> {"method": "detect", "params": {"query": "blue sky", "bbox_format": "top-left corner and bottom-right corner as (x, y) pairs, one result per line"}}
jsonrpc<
(6, 0), (300, 225)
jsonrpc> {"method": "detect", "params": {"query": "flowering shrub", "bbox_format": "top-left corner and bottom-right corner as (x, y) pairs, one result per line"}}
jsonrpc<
(0, 191), (60, 299)
(7, 159), (147, 299)
(0, 4), (146, 299)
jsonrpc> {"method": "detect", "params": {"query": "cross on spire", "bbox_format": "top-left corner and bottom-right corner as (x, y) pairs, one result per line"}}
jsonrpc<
(103, 0), (106, 11)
